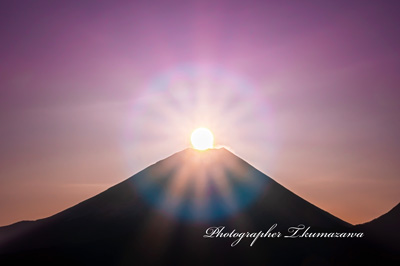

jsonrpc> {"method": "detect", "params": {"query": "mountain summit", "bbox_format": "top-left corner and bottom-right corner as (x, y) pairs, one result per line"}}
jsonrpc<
(0, 148), (397, 265)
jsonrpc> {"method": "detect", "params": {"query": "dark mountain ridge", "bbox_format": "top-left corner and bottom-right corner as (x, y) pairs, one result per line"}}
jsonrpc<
(0, 148), (398, 265)
(355, 203), (400, 252)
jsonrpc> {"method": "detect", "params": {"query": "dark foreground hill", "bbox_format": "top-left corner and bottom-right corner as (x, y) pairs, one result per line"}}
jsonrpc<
(0, 148), (398, 265)
(355, 203), (400, 253)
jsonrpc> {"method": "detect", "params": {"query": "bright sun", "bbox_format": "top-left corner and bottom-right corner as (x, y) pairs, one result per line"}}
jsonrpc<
(191, 127), (214, 150)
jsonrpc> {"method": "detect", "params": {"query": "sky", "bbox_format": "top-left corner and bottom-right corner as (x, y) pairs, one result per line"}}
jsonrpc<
(1, 0), (400, 226)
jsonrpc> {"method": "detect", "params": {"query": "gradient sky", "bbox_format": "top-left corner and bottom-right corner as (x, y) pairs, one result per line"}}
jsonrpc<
(1, 0), (400, 226)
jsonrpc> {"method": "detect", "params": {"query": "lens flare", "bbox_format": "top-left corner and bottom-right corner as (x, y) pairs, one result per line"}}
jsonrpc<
(123, 65), (276, 181)
(191, 127), (214, 150)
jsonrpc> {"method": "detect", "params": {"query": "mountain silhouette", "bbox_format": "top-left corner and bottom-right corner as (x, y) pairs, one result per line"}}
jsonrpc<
(0, 148), (398, 265)
(355, 203), (400, 253)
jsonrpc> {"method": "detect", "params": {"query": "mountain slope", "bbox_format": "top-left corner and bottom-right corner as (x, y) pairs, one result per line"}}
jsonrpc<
(355, 203), (400, 251)
(0, 148), (396, 265)
(357, 203), (400, 230)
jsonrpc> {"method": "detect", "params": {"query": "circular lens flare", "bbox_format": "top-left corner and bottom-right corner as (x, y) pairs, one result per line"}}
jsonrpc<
(191, 128), (214, 150)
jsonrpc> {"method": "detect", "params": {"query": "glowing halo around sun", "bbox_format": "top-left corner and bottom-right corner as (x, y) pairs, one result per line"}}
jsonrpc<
(191, 127), (214, 150)
(123, 64), (277, 172)
(123, 65), (278, 222)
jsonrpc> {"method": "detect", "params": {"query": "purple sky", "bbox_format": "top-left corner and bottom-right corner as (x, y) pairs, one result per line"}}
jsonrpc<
(1, 0), (400, 226)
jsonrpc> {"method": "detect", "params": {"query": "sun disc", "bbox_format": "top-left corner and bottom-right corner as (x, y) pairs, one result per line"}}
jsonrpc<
(191, 128), (214, 150)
